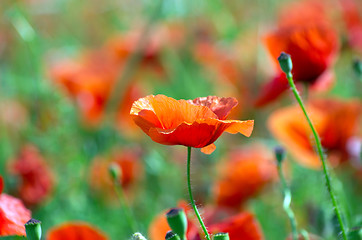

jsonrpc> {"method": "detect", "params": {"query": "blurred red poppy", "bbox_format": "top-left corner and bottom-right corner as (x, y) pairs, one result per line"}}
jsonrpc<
(8, 144), (54, 206)
(255, 1), (339, 107)
(0, 175), (32, 236)
(213, 145), (277, 209)
(149, 203), (263, 240)
(131, 95), (254, 154)
(339, 0), (362, 52)
(268, 98), (361, 169)
(47, 222), (108, 240)
(89, 148), (142, 198)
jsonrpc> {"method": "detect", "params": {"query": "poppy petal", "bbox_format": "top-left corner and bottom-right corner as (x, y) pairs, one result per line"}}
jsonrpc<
(268, 105), (326, 169)
(47, 222), (108, 240)
(254, 73), (289, 107)
(201, 144), (216, 154)
(189, 96), (238, 120)
(0, 194), (31, 236)
(209, 211), (264, 240)
(148, 119), (253, 148)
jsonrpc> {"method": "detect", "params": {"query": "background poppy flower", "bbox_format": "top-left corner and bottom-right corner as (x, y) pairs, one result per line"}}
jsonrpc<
(8, 144), (54, 206)
(47, 222), (108, 240)
(339, 0), (362, 52)
(89, 148), (143, 199)
(149, 202), (263, 240)
(131, 95), (254, 154)
(255, 1), (339, 107)
(213, 145), (277, 209)
(268, 99), (361, 169)
(0, 175), (32, 236)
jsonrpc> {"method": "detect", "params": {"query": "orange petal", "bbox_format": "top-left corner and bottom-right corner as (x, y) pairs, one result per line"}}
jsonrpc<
(268, 105), (326, 169)
(131, 95), (217, 129)
(189, 96), (238, 120)
(214, 146), (277, 208)
(47, 222), (108, 240)
(209, 211), (264, 240)
(148, 119), (253, 148)
(201, 144), (216, 154)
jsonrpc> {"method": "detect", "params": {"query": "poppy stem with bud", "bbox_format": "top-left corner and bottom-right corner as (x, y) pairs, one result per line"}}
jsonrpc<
(187, 147), (211, 240)
(274, 146), (298, 240)
(278, 52), (348, 240)
(109, 163), (138, 233)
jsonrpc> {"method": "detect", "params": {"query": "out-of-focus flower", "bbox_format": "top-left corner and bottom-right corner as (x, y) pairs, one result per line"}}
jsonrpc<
(0, 99), (28, 131)
(8, 144), (54, 206)
(49, 29), (165, 127)
(105, 31), (164, 75)
(339, 0), (362, 52)
(131, 95), (254, 154)
(47, 222), (108, 240)
(49, 50), (119, 125)
(89, 148), (142, 198)
(0, 175), (32, 236)
(149, 203), (263, 240)
(213, 145), (277, 209)
(194, 41), (242, 86)
(255, 1), (339, 107)
(268, 98), (361, 169)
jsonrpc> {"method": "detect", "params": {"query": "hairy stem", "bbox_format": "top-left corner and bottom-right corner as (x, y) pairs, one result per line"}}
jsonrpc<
(187, 147), (211, 240)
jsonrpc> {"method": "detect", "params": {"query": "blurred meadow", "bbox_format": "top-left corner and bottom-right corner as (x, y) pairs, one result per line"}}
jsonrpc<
(0, 0), (361, 239)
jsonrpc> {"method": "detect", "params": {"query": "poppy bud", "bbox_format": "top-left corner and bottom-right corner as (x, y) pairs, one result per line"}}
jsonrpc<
(165, 231), (181, 240)
(278, 52), (293, 76)
(274, 146), (286, 165)
(166, 208), (187, 240)
(109, 163), (122, 183)
(131, 232), (148, 240)
(213, 232), (230, 240)
(353, 58), (362, 77)
(25, 218), (42, 240)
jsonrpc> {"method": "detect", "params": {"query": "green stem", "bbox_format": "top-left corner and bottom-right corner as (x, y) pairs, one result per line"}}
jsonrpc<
(277, 162), (298, 240)
(113, 180), (138, 233)
(187, 147), (211, 240)
(285, 72), (348, 240)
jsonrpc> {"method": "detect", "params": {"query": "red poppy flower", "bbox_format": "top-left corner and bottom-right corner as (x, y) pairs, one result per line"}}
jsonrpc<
(0, 175), (32, 236)
(89, 148), (142, 199)
(149, 203), (263, 240)
(255, 2), (339, 107)
(213, 145), (277, 209)
(131, 95), (254, 154)
(268, 98), (361, 169)
(47, 222), (108, 240)
(339, 0), (362, 52)
(9, 144), (54, 206)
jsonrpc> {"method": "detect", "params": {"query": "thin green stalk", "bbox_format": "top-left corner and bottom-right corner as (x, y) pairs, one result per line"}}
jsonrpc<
(285, 72), (348, 240)
(277, 161), (298, 240)
(187, 147), (211, 240)
(113, 179), (138, 233)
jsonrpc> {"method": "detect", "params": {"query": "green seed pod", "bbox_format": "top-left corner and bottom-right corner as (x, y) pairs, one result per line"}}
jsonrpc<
(165, 231), (181, 240)
(166, 208), (187, 240)
(278, 52), (293, 76)
(213, 232), (230, 240)
(25, 218), (42, 240)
